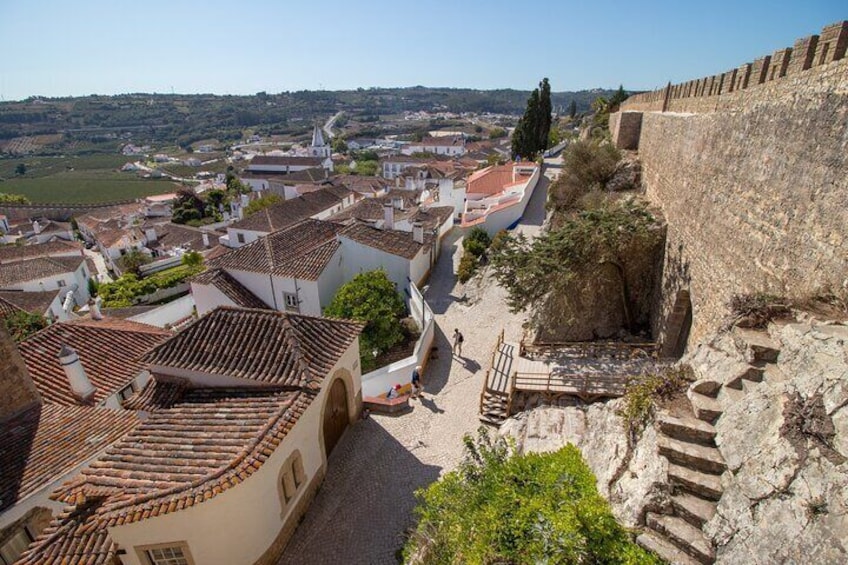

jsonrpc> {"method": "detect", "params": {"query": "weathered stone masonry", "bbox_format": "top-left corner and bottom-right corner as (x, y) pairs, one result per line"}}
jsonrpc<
(611, 21), (848, 346)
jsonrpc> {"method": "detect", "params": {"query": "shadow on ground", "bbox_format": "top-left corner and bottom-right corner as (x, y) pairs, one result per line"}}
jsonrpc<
(278, 419), (440, 565)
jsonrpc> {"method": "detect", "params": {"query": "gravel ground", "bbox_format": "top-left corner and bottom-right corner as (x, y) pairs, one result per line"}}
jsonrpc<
(278, 167), (551, 565)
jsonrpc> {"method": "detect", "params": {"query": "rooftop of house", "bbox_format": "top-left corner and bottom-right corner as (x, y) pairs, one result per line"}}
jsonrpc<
(0, 240), (83, 265)
(75, 203), (145, 230)
(229, 186), (351, 233)
(211, 218), (345, 281)
(340, 221), (434, 259)
(0, 255), (86, 288)
(93, 224), (144, 249)
(142, 306), (363, 387)
(243, 167), (330, 184)
(18, 318), (171, 406)
(466, 162), (538, 196)
(0, 289), (61, 317)
(329, 189), (423, 224)
(248, 155), (324, 168)
(332, 174), (390, 196)
(23, 387), (314, 563)
(144, 222), (223, 253)
(0, 403), (139, 514)
(190, 268), (268, 309)
(408, 135), (465, 147)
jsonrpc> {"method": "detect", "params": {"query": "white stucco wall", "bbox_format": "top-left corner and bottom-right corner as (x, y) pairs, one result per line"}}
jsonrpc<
(191, 282), (240, 317)
(337, 238), (419, 290)
(6, 261), (90, 306)
(110, 341), (362, 565)
(226, 228), (268, 248)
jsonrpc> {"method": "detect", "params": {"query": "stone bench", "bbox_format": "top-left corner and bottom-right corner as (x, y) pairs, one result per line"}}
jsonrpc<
(363, 394), (411, 414)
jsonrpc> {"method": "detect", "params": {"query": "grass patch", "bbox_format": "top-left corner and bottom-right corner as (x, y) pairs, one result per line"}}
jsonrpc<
(0, 171), (178, 203)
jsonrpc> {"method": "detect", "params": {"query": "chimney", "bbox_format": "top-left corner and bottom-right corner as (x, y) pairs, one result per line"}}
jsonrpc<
(393, 197), (403, 210)
(240, 194), (250, 207)
(62, 290), (75, 314)
(512, 164), (517, 184)
(201, 231), (210, 248)
(58, 345), (96, 401)
(412, 222), (424, 244)
(32, 220), (42, 235)
(0, 324), (41, 419)
(383, 203), (394, 230)
(90, 296), (103, 320)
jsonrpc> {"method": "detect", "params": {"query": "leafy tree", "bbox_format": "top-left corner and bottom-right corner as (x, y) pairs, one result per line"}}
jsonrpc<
(488, 127), (507, 139)
(569, 99), (577, 119)
(549, 140), (621, 211)
(323, 270), (406, 371)
(4, 310), (48, 342)
(352, 160), (379, 176)
(171, 187), (205, 225)
(403, 430), (660, 564)
(118, 248), (152, 275)
(15, 163), (26, 175)
(225, 171), (250, 194)
(243, 193), (282, 217)
(609, 84), (629, 110)
(0, 192), (31, 204)
(181, 250), (203, 267)
(331, 137), (348, 153)
(490, 199), (661, 330)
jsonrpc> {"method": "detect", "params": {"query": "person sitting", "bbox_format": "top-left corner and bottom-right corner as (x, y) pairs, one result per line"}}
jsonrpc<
(386, 383), (402, 399)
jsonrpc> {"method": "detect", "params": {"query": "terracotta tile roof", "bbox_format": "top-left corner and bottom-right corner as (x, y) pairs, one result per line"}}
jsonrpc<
(16, 499), (119, 565)
(203, 244), (231, 261)
(95, 226), (144, 249)
(340, 222), (432, 259)
(249, 155), (324, 168)
(121, 378), (188, 411)
(211, 219), (344, 281)
(229, 187), (349, 233)
(53, 387), (316, 527)
(410, 206), (455, 231)
(142, 306), (363, 387)
(408, 135), (465, 147)
(190, 268), (268, 309)
(0, 255), (85, 287)
(467, 162), (537, 195)
(242, 167), (330, 184)
(0, 404), (139, 512)
(329, 190), (422, 224)
(99, 305), (159, 319)
(0, 240), (83, 264)
(145, 222), (223, 253)
(333, 174), (390, 196)
(18, 318), (171, 406)
(0, 290), (60, 317)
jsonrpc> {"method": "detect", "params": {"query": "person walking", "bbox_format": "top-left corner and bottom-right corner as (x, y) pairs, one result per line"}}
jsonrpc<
(411, 365), (422, 398)
(452, 328), (464, 357)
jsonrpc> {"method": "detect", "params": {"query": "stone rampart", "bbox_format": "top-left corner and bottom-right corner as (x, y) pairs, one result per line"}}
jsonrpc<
(612, 21), (848, 345)
(622, 21), (847, 114)
(0, 200), (136, 222)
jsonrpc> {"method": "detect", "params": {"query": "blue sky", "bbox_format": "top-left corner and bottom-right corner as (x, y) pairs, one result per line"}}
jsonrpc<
(0, 0), (844, 100)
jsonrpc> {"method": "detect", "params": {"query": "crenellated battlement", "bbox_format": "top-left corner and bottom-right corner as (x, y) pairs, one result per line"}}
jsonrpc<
(621, 20), (848, 113)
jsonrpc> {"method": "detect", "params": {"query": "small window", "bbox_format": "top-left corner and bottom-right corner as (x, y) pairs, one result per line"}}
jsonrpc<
(57, 280), (67, 288)
(118, 382), (137, 402)
(279, 451), (307, 511)
(283, 292), (299, 312)
(236, 233), (245, 244)
(0, 528), (33, 565)
(145, 546), (190, 565)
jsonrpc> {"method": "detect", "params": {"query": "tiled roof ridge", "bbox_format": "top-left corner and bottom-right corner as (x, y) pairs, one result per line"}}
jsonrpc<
(279, 315), (319, 389)
(55, 389), (316, 523)
(63, 316), (171, 335)
(210, 305), (365, 329)
(17, 500), (116, 564)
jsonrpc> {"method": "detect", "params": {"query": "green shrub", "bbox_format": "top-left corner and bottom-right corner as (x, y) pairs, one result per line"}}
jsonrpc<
(404, 429), (660, 564)
(728, 293), (791, 329)
(97, 264), (203, 307)
(4, 310), (47, 342)
(457, 253), (478, 283)
(618, 365), (693, 440)
(463, 226), (491, 254)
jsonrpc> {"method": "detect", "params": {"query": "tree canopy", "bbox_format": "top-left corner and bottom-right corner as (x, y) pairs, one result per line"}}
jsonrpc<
(323, 270), (407, 370)
(0, 192), (31, 204)
(3, 310), (48, 342)
(511, 78), (552, 159)
(404, 430), (659, 564)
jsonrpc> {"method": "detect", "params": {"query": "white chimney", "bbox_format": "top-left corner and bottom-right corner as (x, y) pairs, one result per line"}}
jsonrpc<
(240, 193), (250, 207)
(58, 345), (96, 401)
(62, 290), (75, 314)
(201, 232), (210, 248)
(32, 220), (42, 235)
(393, 197), (403, 210)
(90, 296), (103, 320)
(144, 227), (158, 243)
(512, 164), (517, 184)
(383, 203), (394, 230)
(412, 222), (424, 244)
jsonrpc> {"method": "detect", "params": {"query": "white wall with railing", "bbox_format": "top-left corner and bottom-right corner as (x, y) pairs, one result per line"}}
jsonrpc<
(361, 281), (435, 397)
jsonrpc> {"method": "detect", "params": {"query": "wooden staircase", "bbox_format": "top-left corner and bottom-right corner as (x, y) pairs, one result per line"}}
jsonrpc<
(638, 327), (782, 564)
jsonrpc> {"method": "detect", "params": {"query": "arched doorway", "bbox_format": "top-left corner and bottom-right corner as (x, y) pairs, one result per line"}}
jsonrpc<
(322, 378), (349, 458)
(661, 290), (692, 359)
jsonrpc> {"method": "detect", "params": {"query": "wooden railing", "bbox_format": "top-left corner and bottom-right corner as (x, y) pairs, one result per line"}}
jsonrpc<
(519, 339), (659, 360)
(512, 371), (628, 400)
(479, 329), (506, 413)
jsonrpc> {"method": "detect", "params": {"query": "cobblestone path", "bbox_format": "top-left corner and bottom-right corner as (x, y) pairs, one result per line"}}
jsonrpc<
(278, 168), (551, 565)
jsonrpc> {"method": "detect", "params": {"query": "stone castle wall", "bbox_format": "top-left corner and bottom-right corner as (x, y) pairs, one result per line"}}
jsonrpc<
(612, 21), (848, 345)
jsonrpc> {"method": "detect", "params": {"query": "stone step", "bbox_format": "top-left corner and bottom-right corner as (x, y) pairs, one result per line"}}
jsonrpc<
(717, 385), (746, 408)
(478, 414), (504, 426)
(637, 530), (703, 565)
(646, 512), (715, 564)
(763, 363), (789, 384)
(691, 379), (721, 397)
(689, 392), (723, 423)
(725, 365), (764, 389)
(671, 493), (717, 529)
(667, 463), (723, 501)
(733, 328), (780, 363)
(659, 436), (726, 474)
(657, 413), (716, 446)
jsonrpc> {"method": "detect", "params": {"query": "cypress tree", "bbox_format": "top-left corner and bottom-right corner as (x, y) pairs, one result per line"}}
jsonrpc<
(537, 78), (552, 152)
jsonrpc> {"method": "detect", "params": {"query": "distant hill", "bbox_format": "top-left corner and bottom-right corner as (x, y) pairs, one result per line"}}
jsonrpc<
(0, 88), (618, 149)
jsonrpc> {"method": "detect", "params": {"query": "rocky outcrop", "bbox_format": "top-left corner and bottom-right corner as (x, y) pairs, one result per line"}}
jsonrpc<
(500, 321), (848, 563)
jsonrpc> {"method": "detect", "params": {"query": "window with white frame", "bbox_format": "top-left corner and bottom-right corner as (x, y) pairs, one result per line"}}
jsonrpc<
(144, 545), (191, 565)
(283, 292), (299, 312)
(236, 232), (245, 244)
(57, 279), (67, 288)
(280, 451), (306, 508)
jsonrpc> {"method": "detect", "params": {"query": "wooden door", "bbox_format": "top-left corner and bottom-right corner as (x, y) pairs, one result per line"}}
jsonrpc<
(323, 378), (349, 457)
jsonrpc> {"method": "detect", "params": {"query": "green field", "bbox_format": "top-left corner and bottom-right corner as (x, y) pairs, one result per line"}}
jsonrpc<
(0, 154), (179, 203)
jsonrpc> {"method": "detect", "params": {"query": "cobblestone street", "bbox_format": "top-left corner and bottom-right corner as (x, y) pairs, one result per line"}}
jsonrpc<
(279, 169), (551, 564)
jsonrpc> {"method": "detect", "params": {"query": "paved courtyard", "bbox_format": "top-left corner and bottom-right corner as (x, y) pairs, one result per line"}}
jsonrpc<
(278, 169), (552, 564)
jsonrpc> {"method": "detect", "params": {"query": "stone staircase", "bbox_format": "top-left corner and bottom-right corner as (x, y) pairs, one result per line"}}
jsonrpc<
(479, 390), (509, 426)
(638, 327), (781, 564)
